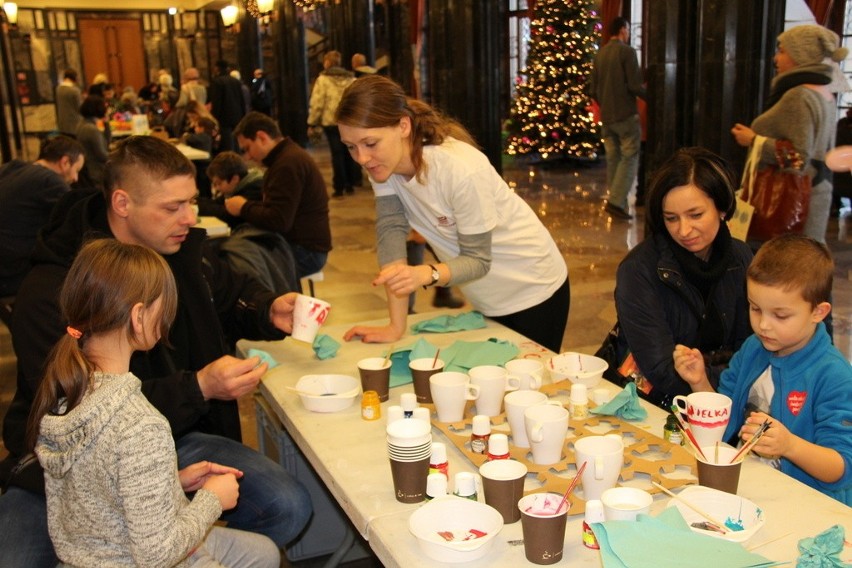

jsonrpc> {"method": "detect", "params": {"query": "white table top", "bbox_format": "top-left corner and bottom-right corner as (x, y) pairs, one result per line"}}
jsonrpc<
(175, 142), (210, 161)
(195, 215), (230, 238)
(241, 313), (852, 567)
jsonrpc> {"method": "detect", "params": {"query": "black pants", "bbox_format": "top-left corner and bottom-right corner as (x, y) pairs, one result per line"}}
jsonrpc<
(491, 276), (570, 353)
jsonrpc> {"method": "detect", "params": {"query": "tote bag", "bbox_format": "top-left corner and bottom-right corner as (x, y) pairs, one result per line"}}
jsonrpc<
(740, 136), (811, 241)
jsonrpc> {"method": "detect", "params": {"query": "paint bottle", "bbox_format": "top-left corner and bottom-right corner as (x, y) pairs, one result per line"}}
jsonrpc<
(486, 433), (510, 461)
(429, 442), (449, 480)
(454, 472), (477, 500)
(582, 499), (604, 549)
(470, 415), (491, 454)
(426, 473), (448, 500)
(361, 390), (381, 421)
(664, 414), (683, 445)
(570, 383), (589, 420)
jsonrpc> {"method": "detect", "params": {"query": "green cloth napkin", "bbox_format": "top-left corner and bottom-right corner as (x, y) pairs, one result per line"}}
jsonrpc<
(246, 348), (279, 369)
(590, 382), (648, 421)
(797, 524), (848, 567)
(312, 334), (340, 360)
(387, 337), (519, 388)
(592, 508), (778, 568)
(410, 311), (487, 333)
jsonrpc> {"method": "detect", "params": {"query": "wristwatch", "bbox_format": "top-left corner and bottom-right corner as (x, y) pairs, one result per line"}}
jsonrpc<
(424, 264), (440, 289)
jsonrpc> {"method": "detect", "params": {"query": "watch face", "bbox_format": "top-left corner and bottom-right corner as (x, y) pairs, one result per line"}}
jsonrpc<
(431, 267), (440, 285)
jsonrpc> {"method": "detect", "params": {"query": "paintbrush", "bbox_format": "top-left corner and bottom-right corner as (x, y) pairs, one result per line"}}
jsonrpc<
(431, 348), (441, 369)
(728, 419), (771, 464)
(382, 344), (396, 368)
(670, 406), (708, 461)
(651, 482), (728, 532)
(554, 460), (587, 515)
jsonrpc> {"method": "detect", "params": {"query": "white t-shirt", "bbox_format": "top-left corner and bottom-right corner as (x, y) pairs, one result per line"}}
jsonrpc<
(371, 138), (567, 316)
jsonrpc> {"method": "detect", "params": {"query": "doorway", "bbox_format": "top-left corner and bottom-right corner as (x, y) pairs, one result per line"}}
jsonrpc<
(77, 18), (147, 92)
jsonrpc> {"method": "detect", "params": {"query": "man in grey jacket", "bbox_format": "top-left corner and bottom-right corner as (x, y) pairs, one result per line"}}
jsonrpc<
(590, 17), (646, 220)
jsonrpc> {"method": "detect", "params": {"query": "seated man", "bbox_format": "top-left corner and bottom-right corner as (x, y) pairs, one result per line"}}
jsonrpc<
(0, 136), (312, 567)
(199, 151), (264, 229)
(227, 112), (332, 278)
(0, 135), (85, 297)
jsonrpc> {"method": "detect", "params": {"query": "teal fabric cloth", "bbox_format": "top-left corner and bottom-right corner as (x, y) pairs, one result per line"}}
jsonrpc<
(589, 383), (648, 421)
(312, 334), (340, 360)
(387, 337), (519, 388)
(246, 348), (279, 369)
(797, 524), (848, 567)
(409, 311), (487, 333)
(591, 508), (778, 568)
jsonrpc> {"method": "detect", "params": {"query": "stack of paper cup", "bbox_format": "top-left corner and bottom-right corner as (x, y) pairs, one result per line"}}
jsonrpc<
(387, 419), (432, 503)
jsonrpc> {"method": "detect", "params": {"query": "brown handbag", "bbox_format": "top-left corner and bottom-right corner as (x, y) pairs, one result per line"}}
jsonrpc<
(741, 138), (811, 241)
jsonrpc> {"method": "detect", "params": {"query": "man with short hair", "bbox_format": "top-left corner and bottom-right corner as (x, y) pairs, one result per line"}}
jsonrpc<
(228, 112), (332, 278)
(250, 68), (273, 116)
(0, 135), (85, 297)
(590, 17), (646, 221)
(0, 135), (312, 567)
(55, 69), (82, 136)
(200, 150), (264, 228)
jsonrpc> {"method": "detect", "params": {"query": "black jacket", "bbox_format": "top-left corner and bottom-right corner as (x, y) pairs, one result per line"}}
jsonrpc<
(3, 191), (285, 460)
(614, 232), (753, 405)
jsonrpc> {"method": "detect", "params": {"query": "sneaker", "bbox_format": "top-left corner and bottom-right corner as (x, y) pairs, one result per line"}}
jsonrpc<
(345, 186), (354, 195)
(332, 190), (344, 198)
(604, 202), (632, 220)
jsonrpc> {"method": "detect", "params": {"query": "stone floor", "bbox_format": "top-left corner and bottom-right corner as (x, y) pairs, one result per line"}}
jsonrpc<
(2, 142), (852, 566)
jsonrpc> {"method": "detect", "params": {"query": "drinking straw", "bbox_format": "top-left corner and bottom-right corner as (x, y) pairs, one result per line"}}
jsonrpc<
(431, 348), (441, 369)
(555, 461), (587, 515)
(651, 482), (728, 532)
(728, 419), (771, 464)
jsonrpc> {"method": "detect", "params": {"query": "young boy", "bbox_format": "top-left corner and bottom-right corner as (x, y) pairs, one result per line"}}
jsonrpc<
(674, 234), (852, 505)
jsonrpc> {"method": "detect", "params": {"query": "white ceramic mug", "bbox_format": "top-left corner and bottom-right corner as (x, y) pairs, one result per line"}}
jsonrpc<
(573, 434), (624, 501)
(505, 359), (544, 391)
(469, 365), (520, 416)
(524, 404), (569, 465)
(504, 390), (562, 448)
(601, 487), (652, 521)
(429, 372), (480, 423)
(672, 392), (732, 448)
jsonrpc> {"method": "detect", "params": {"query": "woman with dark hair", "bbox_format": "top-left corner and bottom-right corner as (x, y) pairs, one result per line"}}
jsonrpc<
(336, 75), (569, 352)
(612, 147), (753, 409)
(75, 95), (109, 191)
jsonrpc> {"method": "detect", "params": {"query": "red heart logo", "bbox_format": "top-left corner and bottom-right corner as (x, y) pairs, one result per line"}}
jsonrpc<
(787, 391), (807, 416)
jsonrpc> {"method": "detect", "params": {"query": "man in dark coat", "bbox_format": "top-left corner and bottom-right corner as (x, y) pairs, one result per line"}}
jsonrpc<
(0, 136), (311, 567)
(208, 60), (247, 152)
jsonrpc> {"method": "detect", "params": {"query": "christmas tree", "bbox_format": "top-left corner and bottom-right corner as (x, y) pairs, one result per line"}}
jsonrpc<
(505, 0), (602, 161)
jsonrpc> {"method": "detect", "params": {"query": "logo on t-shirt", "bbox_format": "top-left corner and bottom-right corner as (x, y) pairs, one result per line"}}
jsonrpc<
(436, 215), (455, 227)
(787, 391), (807, 416)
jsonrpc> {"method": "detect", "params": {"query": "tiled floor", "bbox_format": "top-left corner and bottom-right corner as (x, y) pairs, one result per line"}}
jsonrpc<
(2, 142), (852, 566)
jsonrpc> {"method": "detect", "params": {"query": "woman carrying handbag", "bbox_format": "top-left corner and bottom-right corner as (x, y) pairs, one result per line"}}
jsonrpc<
(732, 24), (848, 244)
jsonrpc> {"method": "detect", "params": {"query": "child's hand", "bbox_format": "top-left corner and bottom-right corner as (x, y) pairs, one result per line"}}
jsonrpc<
(740, 412), (792, 459)
(179, 461), (243, 493)
(673, 345), (711, 390)
(202, 473), (240, 511)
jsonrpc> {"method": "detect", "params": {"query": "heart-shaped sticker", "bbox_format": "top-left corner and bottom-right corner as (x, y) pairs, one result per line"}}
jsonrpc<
(787, 391), (807, 416)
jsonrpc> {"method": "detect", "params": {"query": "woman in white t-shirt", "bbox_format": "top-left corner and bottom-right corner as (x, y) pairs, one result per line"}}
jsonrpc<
(337, 75), (569, 352)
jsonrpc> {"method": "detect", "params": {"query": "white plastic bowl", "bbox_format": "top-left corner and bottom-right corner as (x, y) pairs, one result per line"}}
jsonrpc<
(548, 352), (608, 388)
(294, 374), (360, 413)
(409, 497), (503, 563)
(665, 485), (766, 542)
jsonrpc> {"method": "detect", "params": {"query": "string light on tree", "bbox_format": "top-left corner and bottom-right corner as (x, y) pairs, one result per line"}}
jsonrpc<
(505, 0), (602, 161)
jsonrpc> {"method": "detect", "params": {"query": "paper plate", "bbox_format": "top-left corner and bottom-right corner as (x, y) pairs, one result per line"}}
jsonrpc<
(665, 486), (766, 542)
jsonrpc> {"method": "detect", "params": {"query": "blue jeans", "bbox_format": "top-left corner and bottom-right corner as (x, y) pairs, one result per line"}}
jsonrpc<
(323, 125), (360, 192)
(175, 432), (312, 549)
(0, 486), (57, 568)
(602, 114), (641, 210)
(292, 244), (327, 280)
(0, 433), (312, 566)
